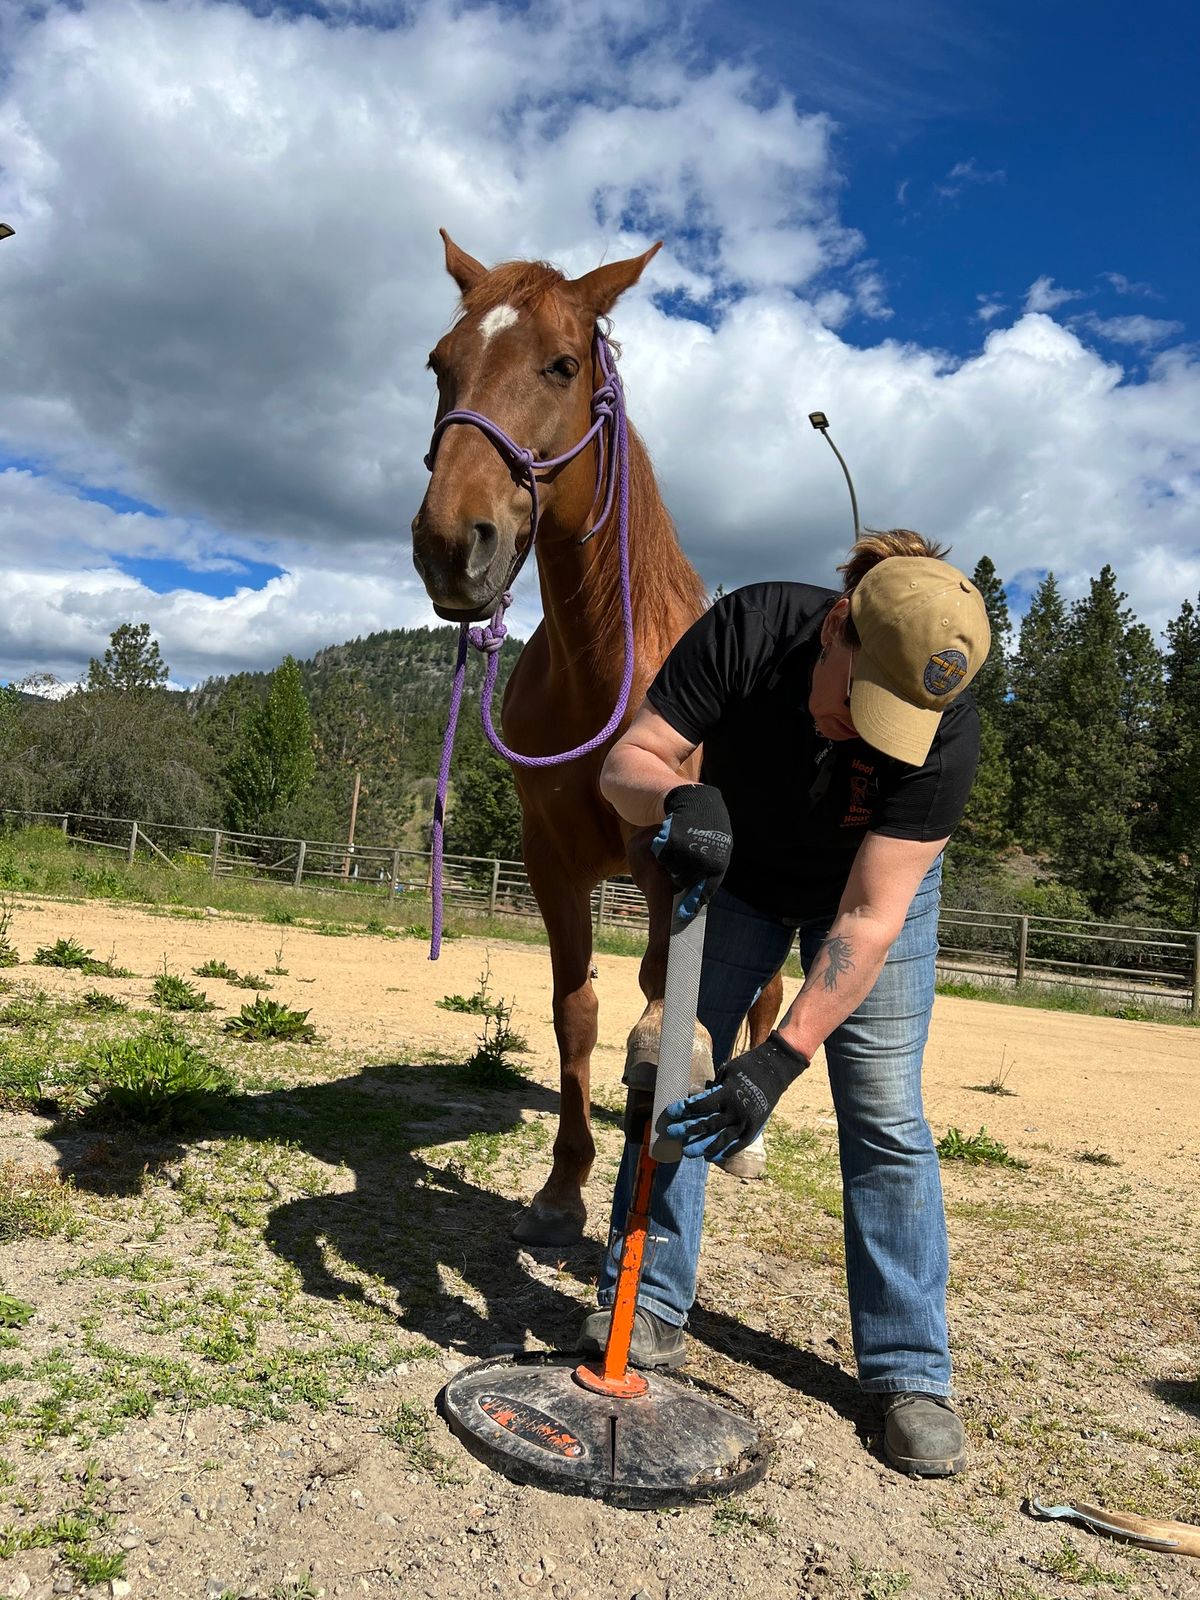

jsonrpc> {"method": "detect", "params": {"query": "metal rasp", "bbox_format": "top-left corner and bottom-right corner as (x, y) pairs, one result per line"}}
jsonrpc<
(649, 894), (708, 1162)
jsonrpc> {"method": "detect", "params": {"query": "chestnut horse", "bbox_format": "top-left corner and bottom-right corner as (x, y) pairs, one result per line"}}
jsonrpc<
(412, 233), (779, 1245)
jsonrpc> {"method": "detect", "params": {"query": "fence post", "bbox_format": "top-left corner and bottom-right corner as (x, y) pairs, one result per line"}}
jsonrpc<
(1192, 933), (1200, 1018)
(210, 830), (222, 880)
(390, 849), (401, 898)
(293, 839), (307, 889)
(127, 821), (138, 865)
(59, 814), (69, 835)
(488, 859), (501, 917)
(595, 878), (608, 933)
(1015, 916), (1029, 986)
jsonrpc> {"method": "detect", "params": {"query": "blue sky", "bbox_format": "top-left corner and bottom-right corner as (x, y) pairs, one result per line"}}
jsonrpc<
(0, 0), (1196, 683)
(710, 0), (1197, 354)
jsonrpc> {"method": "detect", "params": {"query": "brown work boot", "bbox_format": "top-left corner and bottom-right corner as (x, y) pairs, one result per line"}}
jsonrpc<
(881, 1393), (968, 1477)
(577, 1307), (687, 1370)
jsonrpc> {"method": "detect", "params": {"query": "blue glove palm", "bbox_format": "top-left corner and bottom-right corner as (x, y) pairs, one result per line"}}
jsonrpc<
(664, 1031), (810, 1161)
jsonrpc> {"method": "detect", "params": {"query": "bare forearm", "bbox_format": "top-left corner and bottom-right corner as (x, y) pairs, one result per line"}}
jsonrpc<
(599, 743), (679, 826)
(775, 910), (897, 1061)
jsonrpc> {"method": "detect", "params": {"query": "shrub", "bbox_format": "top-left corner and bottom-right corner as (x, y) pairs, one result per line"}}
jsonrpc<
(223, 998), (316, 1044)
(34, 936), (97, 971)
(460, 998), (529, 1088)
(88, 1027), (235, 1127)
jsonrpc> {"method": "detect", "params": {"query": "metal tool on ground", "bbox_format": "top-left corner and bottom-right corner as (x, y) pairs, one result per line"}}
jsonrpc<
(440, 896), (771, 1505)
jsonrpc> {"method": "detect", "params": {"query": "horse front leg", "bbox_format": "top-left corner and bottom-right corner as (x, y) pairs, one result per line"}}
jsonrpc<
(512, 840), (597, 1246)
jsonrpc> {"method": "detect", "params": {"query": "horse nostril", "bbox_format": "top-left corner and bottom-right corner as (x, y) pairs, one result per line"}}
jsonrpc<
(473, 521), (498, 547)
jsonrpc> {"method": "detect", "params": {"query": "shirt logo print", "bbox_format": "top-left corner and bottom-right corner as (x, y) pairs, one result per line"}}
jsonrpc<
(841, 757), (877, 829)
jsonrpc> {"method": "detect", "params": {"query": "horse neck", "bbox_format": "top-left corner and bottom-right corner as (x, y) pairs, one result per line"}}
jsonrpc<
(534, 421), (706, 688)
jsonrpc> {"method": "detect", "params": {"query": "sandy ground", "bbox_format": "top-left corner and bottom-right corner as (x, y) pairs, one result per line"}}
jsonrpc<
(0, 894), (1197, 1600)
(8, 895), (1198, 1180)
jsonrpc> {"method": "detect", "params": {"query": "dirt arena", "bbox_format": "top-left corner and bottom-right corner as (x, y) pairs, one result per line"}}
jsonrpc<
(0, 895), (1197, 1600)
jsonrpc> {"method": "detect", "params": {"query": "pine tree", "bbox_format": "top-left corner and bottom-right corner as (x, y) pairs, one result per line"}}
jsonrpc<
(1051, 566), (1161, 916)
(224, 657), (316, 832)
(969, 555), (1012, 723)
(1007, 573), (1068, 850)
(1146, 596), (1200, 924)
(86, 622), (169, 693)
(957, 555), (1013, 856)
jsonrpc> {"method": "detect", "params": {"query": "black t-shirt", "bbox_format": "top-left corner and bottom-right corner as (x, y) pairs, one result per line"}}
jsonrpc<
(646, 582), (980, 923)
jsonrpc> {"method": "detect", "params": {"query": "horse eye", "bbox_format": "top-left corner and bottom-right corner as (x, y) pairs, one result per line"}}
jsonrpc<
(549, 355), (579, 381)
(426, 351), (441, 375)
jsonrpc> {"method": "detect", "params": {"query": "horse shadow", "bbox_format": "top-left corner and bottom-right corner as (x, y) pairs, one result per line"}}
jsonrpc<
(47, 1062), (864, 1427)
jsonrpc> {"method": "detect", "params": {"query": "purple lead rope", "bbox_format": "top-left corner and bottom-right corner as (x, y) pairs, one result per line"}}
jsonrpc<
(426, 334), (635, 958)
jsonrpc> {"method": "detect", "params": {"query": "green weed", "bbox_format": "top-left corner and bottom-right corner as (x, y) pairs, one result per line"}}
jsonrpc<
(151, 968), (215, 1012)
(1037, 1534), (1133, 1590)
(224, 998), (316, 1043)
(195, 958), (240, 981)
(438, 956), (502, 1017)
(232, 971), (272, 991)
(381, 1401), (464, 1485)
(0, 896), (19, 968)
(0, 1293), (34, 1328)
(76, 989), (127, 1015)
(710, 1497), (780, 1539)
(33, 935), (97, 971)
(459, 997), (529, 1088)
(936, 1126), (1028, 1169)
(87, 1026), (236, 1127)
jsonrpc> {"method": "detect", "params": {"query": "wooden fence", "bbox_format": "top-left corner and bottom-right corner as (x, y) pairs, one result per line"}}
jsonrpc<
(4, 807), (1199, 1012)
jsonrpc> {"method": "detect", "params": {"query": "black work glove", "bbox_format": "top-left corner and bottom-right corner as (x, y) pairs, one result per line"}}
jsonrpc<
(663, 1031), (810, 1161)
(650, 783), (733, 921)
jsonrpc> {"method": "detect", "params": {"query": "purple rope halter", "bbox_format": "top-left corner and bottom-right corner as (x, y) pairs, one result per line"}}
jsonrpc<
(424, 332), (635, 958)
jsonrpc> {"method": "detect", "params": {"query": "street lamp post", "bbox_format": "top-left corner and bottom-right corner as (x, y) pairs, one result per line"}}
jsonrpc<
(808, 410), (860, 539)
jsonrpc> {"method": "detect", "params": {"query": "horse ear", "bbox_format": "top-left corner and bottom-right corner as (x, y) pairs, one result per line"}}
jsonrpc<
(440, 228), (487, 295)
(567, 242), (663, 320)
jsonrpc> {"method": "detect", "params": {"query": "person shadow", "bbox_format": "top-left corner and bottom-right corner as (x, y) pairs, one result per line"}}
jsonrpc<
(46, 1058), (866, 1430)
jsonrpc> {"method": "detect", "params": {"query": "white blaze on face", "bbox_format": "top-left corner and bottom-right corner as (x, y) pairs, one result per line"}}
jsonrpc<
(479, 304), (519, 344)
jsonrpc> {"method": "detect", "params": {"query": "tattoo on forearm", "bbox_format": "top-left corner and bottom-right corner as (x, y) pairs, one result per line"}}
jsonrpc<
(817, 934), (854, 992)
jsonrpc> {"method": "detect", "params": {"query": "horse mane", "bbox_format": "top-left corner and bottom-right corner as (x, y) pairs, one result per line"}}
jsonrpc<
(573, 420), (708, 677)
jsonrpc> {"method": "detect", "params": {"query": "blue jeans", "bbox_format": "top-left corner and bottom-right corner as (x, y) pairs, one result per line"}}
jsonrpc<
(598, 858), (950, 1396)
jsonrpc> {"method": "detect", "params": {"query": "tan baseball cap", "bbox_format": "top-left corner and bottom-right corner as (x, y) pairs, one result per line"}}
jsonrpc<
(848, 556), (991, 766)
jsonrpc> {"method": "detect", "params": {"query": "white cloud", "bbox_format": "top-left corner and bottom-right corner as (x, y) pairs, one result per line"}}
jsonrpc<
(1024, 275), (1085, 313)
(1102, 272), (1160, 299)
(975, 293), (1007, 324)
(0, 0), (1196, 691)
(1075, 314), (1185, 349)
(935, 157), (1005, 199)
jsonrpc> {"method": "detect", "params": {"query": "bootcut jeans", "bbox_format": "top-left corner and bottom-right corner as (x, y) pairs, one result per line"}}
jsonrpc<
(596, 856), (951, 1396)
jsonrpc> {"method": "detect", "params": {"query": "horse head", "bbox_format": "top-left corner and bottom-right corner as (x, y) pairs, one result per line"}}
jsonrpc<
(411, 231), (661, 622)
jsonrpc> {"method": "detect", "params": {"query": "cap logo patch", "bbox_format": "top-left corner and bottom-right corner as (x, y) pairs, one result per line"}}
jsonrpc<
(924, 649), (968, 696)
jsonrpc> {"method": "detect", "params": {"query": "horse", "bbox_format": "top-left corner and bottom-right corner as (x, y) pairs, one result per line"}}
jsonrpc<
(411, 232), (780, 1245)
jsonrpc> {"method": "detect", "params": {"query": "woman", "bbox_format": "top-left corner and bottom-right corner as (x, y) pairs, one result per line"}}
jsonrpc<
(578, 530), (990, 1478)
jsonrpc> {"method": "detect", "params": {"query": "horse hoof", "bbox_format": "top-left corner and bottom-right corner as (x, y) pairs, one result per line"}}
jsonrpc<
(511, 1201), (585, 1246)
(717, 1133), (768, 1182)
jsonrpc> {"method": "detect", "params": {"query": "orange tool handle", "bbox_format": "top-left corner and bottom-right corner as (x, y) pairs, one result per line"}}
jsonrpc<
(574, 1139), (657, 1398)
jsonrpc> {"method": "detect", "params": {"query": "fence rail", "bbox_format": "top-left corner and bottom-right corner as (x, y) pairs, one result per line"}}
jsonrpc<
(4, 807), (1199, 1013)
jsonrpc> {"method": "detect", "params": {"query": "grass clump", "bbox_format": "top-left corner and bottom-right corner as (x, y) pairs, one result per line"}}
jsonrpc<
(381, 1401), (464, 1485)
(0, 1162), (81, 1241)
(87, 1026), (236, 1127)
(194, 958), (240, 981)
(937, 1125), (1028, 1169)
(151, 968), (216, 1012)
(224, 997), (316, 1043)
(965, 1044), (1017, 1097)
(232, 971), (272, 991)
(710, 1497), (780, 1539)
